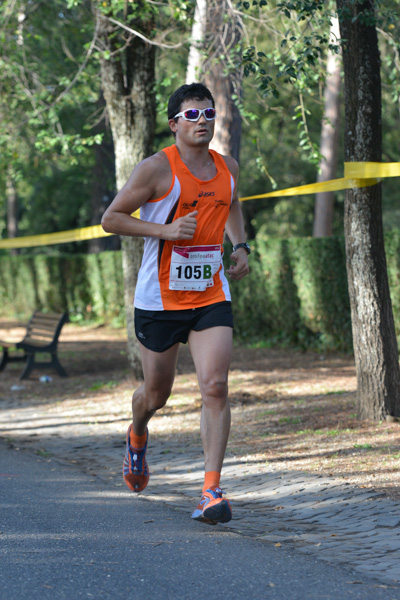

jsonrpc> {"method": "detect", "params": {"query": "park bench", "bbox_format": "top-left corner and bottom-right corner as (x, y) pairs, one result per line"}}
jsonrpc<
(0, 311), (69, 380)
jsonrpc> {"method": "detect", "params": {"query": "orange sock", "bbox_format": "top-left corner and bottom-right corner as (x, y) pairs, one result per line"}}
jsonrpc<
(129, 428), (147, 449)
(203, 471), (221, 492)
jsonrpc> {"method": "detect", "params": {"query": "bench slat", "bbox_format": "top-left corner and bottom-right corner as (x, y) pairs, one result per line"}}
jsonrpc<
(28, 320), (62, 329)
(25, 328), (57, 337)
(29, 322), (60, 328)
(23, 335), (55, 344)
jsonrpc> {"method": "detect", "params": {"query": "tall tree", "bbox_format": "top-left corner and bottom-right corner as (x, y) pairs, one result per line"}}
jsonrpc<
(96, 3), (156, 377)
(204, 0), (243, 162)
(313, 17), (341, 237)
(337, 0), (400, 420)
(88, 94), (118, 254)
(186, 0), (207, 84)
(186, 0), (243, 162)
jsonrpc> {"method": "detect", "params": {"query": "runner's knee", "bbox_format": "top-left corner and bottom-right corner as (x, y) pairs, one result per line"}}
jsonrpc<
(132, 379), (172, 412)
(201, 378), (228, 408)
(144, 385), (171, 412)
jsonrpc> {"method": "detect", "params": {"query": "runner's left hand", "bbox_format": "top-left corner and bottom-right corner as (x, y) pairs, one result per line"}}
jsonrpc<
(226, 248), (250, 281)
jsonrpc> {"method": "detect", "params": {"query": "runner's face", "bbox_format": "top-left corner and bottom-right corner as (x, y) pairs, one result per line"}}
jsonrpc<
(169, 99), (215, 146)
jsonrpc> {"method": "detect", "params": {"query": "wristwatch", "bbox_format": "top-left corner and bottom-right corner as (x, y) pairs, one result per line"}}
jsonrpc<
(233, 242), (251, 255)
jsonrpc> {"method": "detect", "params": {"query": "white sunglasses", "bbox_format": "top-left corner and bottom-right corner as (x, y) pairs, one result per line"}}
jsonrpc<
(173, 107), (217, 122)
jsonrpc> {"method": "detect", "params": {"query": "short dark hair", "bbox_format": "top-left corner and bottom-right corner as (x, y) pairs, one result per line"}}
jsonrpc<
(167, 83), (215, 120)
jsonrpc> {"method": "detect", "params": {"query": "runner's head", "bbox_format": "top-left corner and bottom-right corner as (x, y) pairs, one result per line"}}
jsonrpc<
(168, 83), (215, 138)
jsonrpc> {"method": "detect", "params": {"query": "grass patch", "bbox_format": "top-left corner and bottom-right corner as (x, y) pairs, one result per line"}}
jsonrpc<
(89, 380), (118, 392)
(279, 416), (302, 425)
(354, 443), (373, 450)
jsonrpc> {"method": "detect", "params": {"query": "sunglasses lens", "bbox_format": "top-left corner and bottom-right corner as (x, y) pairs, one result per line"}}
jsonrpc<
(204, 108), (216, 119)
(184, 109), (200, 121)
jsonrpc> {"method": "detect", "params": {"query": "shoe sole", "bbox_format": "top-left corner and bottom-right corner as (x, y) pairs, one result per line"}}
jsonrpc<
(192, 499), (232, 525)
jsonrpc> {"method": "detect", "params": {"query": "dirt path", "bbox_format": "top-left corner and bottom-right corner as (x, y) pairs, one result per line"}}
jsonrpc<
(1, 319), (400, 500)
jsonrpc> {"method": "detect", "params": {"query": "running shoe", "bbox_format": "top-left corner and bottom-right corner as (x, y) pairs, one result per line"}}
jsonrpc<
(123, 425), (149, 492)
(191, 487), (232, 524)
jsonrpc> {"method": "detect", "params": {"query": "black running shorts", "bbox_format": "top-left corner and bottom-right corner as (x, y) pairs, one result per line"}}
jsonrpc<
(134, 301), (234, 353)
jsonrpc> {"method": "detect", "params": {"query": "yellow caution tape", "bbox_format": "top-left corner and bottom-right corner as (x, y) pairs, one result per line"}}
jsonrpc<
(0, 224), (113, 249)
(239, 175), (378, 202)
(344, 162), (400, 179)
(0, 209), (141, 249)
(0, 162), (397, 250)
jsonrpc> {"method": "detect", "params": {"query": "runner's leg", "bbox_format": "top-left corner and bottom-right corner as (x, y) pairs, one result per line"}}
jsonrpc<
(131, 342), (180, 436)
(188, 327), (232, 473)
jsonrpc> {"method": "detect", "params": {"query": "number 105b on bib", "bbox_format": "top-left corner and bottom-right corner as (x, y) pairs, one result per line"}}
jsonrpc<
(169, 245), (222, 292)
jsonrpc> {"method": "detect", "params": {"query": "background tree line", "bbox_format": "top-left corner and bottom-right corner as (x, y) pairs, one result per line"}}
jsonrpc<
(1, 0), (399, 246)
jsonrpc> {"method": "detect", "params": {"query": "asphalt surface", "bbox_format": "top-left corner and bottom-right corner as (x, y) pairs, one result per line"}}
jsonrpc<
(1, 441), (400, 600)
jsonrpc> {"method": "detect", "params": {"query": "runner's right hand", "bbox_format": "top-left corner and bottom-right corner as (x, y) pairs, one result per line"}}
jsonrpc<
(164, 211), (198, 240)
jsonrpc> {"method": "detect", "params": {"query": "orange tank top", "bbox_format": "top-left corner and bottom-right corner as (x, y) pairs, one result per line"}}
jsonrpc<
(134, 144), (234, 311)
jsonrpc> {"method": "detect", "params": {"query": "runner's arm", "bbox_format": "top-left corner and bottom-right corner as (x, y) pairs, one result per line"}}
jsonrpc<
(223, 159), (250, 281)
(101, 154), (197, 241)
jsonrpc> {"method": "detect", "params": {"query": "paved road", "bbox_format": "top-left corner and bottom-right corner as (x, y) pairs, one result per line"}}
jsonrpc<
(1, 442), (399, 600)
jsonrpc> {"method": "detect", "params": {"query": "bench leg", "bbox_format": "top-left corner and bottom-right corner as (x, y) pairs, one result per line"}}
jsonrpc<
(19, 354), (35, 379)
(50, 353), (67, 377)
(19, 354), (34, 380)
(0, 348), (9, 372)
(19, 352), (68, 380)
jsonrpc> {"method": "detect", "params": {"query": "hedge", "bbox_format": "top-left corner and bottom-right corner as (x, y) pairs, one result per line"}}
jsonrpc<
(0, 252), (124, 324)
(226, 235), (352, 351)
(1, 232), (399, 352)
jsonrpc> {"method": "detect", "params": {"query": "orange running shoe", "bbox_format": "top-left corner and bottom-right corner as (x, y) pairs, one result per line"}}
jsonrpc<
(122, 425), (149, 492)
(191, 487), (232, 524)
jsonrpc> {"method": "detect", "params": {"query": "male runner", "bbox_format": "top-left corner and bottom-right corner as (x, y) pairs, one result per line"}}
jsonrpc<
(101, 83), (250, 524)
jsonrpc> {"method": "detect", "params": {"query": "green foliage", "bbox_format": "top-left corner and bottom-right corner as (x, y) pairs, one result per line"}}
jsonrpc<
(225, 234), (350, 350)
(383, 229), (400, 343)
(226, 233), (351, 350)
(288, 236), (351, 350)
(0, 1), (100, 167)
(0, 251), (124, 323)
(0, 0), (108, 243)
(240, 0), (336, 98)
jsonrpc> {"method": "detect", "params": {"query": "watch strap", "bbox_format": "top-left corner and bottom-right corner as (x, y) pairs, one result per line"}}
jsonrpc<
(233, 242), (251, 255)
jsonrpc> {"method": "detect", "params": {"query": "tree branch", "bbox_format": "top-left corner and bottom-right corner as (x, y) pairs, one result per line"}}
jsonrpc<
(106, 16), (188, 49)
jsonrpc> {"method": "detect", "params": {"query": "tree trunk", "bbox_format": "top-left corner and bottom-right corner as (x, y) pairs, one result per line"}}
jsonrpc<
(185, 0), (242, 162)
(6, 165), (19, 257)
(186, 0), (207, 84)
(337, 0), (400, 420)
(203, 0), (242, 162)
(88, 94), (118, 254)
(186, 0), (247, 233)
(97, 7), (156, 378)
(313, 17), (341, 237)
(206, 69), (242, 162)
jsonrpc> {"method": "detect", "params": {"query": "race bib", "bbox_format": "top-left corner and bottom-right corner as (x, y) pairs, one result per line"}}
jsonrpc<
(169, 245), (222, 291)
